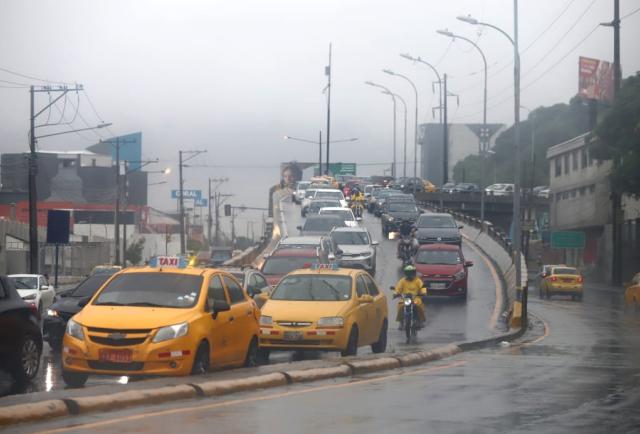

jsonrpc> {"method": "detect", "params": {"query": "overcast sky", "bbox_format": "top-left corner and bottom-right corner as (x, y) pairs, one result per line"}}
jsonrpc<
(1, 0), (639, 230)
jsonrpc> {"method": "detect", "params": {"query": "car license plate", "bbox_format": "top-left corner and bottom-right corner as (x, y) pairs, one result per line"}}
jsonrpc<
(99, 349), (132, 363)
(430, 283), (447, 290)
(283, 331), (303, 341)
(562, 278), (573, 283)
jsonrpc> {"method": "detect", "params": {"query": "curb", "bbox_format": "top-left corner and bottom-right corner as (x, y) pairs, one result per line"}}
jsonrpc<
(0, 336), (519, 428)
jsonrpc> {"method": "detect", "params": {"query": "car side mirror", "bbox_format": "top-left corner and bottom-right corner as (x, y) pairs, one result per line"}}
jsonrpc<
(211, 299), (231, 319)
(458, 225), (464, 229)
(296, 225), (302, 231)
(328, 253), (336, 262)
(465, 261), (474, 267)
(335, 249), (344, 257)
(389, 286), (395, 291)
(41, 285), (50, 290)
(359, 294), (374, 304)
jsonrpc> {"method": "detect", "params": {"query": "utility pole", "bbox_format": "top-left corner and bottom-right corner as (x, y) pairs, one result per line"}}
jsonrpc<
(208, 178), (212, 245)
(208, 178), (229, 246)
(325, 43), (332, 175)
(611, 0), (622, 285)
(177, 149), (206, 254)
(513, 0), (523, 303)
(443, 74), (449, 184)
(318, 131), (323, 175)
(114, 141), (121, 264)
(122, 160), (128, 264)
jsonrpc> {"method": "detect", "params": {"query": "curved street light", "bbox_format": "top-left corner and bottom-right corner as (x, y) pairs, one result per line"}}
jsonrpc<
(458, 4), (524, 303)
(400, 53), (442, 124)
(437, 28), (489, 224)
(382, 90), (408, 178)
(365, 81), (398, 178)
(382, 69), (419, 191)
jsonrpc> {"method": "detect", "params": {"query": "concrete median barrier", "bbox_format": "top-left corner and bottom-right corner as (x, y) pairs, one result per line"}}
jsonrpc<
(0, 399), (69, 426)
(284, 365), (352, 383)
(346, 357), (402, 374)
(196, 373), (288, 397)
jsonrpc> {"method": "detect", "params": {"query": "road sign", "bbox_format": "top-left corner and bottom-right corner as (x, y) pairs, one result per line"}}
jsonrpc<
(326, 163), (356, 175)
(551, 231), (585, 249)
(171, 189), (202, 199)
(194, 198), (208, 207)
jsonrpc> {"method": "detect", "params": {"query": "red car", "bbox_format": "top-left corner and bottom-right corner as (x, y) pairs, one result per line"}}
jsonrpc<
(414, 244), (473, 298)
(260, 248), (320, 286)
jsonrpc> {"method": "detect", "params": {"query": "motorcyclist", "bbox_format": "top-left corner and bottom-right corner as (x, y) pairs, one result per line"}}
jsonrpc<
(396, 219), (419, 259)
(393, 265), (427, 327)
(350, 188), (366, 217)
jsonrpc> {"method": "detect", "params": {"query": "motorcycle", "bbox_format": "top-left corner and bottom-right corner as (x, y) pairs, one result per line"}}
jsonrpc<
(351, 202), (364, 221)
(398, 237), (414, 266)
(391, 288), (420, 344)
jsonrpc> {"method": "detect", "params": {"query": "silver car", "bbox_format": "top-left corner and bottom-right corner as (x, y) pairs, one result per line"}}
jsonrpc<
(330, 227), (379, 275)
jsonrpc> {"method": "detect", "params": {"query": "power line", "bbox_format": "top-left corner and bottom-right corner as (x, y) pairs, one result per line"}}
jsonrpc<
(0, 65), (74, 85)
(622, 5), (640, 20)
(0, 78), (29, 86)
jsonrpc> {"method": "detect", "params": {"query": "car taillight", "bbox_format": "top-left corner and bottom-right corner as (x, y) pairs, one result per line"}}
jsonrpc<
(551, 276), (557, 282)
(577, 276), (583, 283)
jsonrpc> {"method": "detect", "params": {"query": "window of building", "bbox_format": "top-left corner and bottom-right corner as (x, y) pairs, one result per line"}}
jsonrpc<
(555, 193), (562, 201)
(564, 154), (570, 174)
(581, 148), (588, 168)
(570, 189), (577, 198)
(588, 184), (596, 194)
(579, 186), (586, 196)
(572, 151), (579, 170)
(555, 158), (562, 177)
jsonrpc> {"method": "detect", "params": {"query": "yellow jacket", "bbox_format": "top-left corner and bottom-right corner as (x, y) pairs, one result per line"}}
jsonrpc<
(395, 277), (426, 297)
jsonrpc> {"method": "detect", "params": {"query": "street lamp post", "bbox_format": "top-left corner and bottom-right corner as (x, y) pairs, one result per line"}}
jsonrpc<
(436, 29), (489, 225)
(459, 1), (523, 310)
(365, 81), (398, 177)
(400, 54), (442, 124)
(383, 70), (419, 192)
(383, 90), (408, 179)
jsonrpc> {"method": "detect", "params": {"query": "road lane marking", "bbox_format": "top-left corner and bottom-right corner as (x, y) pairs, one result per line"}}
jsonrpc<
(34, 360), (467, 434)
(462, 236), (503, 329)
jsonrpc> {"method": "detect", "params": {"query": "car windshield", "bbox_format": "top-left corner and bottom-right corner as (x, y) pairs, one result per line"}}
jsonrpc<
(417, 215), (457, 228)
(389, 202), (418, 212)
(271, 275), (352, 301)
(303, 218), (343, 231)
(212, 251), (232, 261)
(92, 273), (203, 308)
(9, 276), (38, 289)
(316, 191), (344, 200)
(262, 256), (318, 275)
(310, 201), (340, 211)
(320, 209), (354, 221)
(332, 231), (370, 245)
(305, 190), (317, 199)
(416, 250), (461, 265)
(553, 268), (579, 275)
(72, 275), (111, 298)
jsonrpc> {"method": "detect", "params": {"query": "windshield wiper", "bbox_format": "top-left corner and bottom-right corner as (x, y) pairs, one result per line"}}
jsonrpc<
(126, 302), (167, 307)
(93, 301), (126, 306)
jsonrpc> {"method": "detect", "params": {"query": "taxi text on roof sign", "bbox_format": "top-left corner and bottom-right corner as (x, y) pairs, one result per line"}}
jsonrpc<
(311, 263), (340, 271)
(149, 256), (188, 268)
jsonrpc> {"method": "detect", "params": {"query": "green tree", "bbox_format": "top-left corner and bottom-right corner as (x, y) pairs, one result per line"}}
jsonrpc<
(125, 238), (145, 265)
(591, 74), (640, 196)
(453, 96), (594, 187)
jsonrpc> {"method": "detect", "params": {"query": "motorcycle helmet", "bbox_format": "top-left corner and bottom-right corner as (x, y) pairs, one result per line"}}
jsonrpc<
(403, 264), (417, 280)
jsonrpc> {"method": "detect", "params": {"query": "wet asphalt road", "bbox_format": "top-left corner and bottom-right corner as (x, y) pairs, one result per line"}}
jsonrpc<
(14, 275), (640, 434)
(0, 198), (501, 397)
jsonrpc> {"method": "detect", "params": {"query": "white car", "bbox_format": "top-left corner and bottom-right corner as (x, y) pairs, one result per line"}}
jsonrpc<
(319, 207), (358, 227)
(293, 181), (311, 204)
(301, 188), (319, 211)
(312, 189), (348, 208)
(485, 183), (514, 197)
(8, 274), (56, 313)
(330, 227), (379, 275)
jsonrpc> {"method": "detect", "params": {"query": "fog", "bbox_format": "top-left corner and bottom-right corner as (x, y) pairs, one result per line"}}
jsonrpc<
(1, 0), (639, 230)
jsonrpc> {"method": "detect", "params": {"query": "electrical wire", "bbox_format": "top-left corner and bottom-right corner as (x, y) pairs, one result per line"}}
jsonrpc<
(0, 65), (74, 85)
(0, 78), (30, 86)
(621, 5), (640, 20)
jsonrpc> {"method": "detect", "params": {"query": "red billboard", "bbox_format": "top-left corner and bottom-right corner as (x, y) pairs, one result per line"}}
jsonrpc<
(579, 56), (614, 104)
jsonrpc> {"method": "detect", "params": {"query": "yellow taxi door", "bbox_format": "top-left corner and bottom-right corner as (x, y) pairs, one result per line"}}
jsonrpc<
(355, 274), (376, 344)
(205, 274), (234, 366)
(363, 273), (386, 337)
(222, 275), (254, 364)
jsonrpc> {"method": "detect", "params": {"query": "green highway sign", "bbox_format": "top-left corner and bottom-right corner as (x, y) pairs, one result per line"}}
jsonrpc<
(325, 163), (356, 175)
(550, 231), (585, 249)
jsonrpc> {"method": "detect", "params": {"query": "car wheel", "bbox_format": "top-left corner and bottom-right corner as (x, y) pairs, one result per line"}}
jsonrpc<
(244, 337), (259, 367)
(341, 327), (358, 357)
(62, 370), (89, 388)
(371, 320), (388, 354)
(11, 334), (41, 384)
(257, 348), (270, 363)
(191, 341), (210, 375)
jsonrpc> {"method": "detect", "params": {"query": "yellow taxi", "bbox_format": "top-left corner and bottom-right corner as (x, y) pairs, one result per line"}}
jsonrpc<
(61, 256), (260, 387)
(259, 264), (388, 358)
(624, 273), (640, 310)
(539, 265), (584, 301)
(423, 179), (437, 193)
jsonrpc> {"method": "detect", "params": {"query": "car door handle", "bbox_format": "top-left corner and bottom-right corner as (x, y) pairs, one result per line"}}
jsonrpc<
(229, 316), (235, 322)
(246, 310), (252, 316)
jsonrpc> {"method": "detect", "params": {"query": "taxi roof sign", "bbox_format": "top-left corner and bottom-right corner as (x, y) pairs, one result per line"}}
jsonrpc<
(149, 256), (188, 269)
(310, 263), (340, 271)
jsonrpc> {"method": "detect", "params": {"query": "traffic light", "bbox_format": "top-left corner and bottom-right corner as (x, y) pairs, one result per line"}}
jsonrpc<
(224, 204), (232, 216)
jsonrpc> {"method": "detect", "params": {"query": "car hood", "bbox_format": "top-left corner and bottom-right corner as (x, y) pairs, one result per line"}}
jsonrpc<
(415, 227), (459, 237)
(338, 245), (373, 256)
(415, 263), (462, 276)
(74, 306), (196, 330)
(386, 211), (420, 220)
(262, 300), (348, 321)
(49, 297), (85, 315)
(17, 289), (38, 298)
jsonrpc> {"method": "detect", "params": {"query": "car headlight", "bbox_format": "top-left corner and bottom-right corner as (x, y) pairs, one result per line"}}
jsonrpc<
(360, 252), (372, 258)
(454, 270), (466, 281)
(317, 317), (344, 328)
(22, 294), (37, 301)
(152, 322), (189, 343)
(46, 309), (59, 317)
(66, 319), (85, 341)
(259, 315), (273, 326)
(388, 217), (395, 222)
